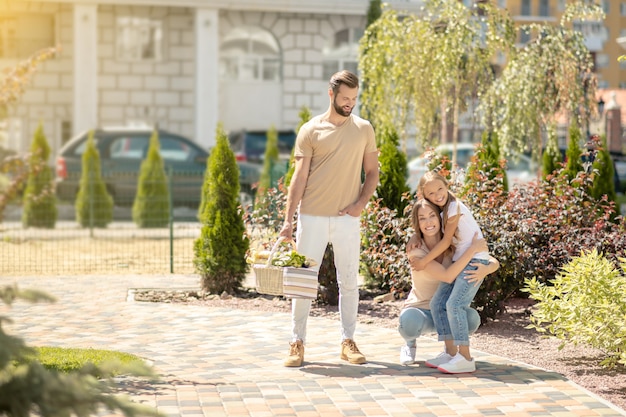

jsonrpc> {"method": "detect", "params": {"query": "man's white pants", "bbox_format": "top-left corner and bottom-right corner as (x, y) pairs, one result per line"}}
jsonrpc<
(291, 214), (361, 344)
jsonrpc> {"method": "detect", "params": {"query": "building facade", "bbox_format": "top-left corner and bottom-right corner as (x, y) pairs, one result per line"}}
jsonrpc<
(0, 0), (423, 155)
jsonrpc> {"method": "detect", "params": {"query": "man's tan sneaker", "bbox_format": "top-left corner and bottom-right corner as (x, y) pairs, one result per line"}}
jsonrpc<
(284, 340), (305, 367)
(340, 339), (367, 364)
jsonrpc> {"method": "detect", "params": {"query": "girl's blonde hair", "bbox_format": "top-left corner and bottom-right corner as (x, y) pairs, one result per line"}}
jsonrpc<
(417, 171), (457, 233)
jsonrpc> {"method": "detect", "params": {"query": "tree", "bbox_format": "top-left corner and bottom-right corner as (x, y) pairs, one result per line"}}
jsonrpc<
(132, 130), (169, 228)
(360, 0), (515, 157)
(376, 124), (410, 213)
(481, 2), (604, 161)
(75, 131), (113, 228)
(194, 124), (249, 294)
(0, 47), (57, 106)
(21, 123), (57, 228)
(0, 284), (159, 417)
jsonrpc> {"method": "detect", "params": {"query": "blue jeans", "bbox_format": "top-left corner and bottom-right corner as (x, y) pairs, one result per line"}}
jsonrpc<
(430, 258), (489, 346)
(398, 306), (480, 347)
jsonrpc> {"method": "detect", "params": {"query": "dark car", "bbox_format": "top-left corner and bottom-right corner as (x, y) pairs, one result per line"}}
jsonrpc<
(55, 127), (260, 207)
(228, 129), (296, 163)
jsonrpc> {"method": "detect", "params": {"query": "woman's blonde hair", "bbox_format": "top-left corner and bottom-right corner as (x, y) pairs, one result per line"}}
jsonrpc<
(410, 198), (454, 258)
(417, 170), (457, 233)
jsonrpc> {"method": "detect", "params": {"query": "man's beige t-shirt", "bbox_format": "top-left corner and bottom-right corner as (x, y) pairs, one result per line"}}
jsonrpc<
(294, 114), (377, 217)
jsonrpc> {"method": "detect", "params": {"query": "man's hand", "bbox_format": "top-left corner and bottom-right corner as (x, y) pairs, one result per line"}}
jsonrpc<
(338, 202), (363, 217)
(279, 222), (294, 242)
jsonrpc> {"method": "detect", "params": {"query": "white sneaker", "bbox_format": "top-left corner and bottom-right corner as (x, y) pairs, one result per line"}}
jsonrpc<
(400, 345), (416, 366)
(424, 352), (453, 368)
(437, 353), (476, 374)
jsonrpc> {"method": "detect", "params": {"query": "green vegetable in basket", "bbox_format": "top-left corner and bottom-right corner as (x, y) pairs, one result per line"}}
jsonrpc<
(272, 250), (310, 268)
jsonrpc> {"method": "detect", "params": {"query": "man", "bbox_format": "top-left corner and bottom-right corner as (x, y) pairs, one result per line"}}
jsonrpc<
(279, 70), (379, 367)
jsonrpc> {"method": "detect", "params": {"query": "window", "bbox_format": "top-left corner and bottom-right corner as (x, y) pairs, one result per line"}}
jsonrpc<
(521, 0), (531, 16)
(619, 81), (626, 89)
(109, 136), (147, 159)
(519, 29), (531, 44)
(539, 0), (550, 16)
(622, 2), (626, 16)
(322, 28), (363, 80)
(602, 0), (609, 13)
(598, 80), (609, 89)
(220, 26), (281, 82)
(116, 17), (162, 61)
(596, 54), (609, 69)
(0, 14), (54, 58)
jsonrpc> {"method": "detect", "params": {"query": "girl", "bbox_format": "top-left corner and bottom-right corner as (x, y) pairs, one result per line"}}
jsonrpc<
(410, 171), (491, 373)
(399, 199), (499, 366)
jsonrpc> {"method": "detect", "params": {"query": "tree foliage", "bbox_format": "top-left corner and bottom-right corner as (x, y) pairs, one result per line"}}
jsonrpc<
(75, 131), (113, 228)
(194, 124), (249, 294)
(563, 121), (584, 183)
(0, 47), (57, 106)
(360, 0), (515, 156)
(542, 125), (561, 180)
(481, 2), (603, 159)
(21, 123), (56, 228)
(132, 130), (169, 228)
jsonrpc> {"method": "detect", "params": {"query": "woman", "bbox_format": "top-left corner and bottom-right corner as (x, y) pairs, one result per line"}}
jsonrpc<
(398, 199), (499, 369)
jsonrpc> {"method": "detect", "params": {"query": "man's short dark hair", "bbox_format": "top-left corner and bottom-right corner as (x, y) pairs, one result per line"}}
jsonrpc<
(329, 70), (359, 94)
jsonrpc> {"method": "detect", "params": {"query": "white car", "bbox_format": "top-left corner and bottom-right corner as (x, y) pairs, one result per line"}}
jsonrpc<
(406, 143), (537, 191)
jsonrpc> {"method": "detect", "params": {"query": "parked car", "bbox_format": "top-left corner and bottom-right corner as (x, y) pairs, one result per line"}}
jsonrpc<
(55, 127), (260, 207)
(228, 129), (296, 163)
(407, 142), (537, 191)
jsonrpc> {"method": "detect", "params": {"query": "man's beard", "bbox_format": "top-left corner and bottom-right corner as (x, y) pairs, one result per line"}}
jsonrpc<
(333, 98), (352, 117)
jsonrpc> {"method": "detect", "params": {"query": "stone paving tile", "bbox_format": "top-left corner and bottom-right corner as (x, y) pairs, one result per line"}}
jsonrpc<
(2, 274), (626, 417)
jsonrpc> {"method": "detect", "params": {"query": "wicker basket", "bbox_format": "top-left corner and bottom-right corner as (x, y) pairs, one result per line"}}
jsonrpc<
(253, 238), (286, 296)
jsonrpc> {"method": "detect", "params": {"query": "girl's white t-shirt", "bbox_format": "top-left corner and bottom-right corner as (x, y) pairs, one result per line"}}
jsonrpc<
(446, 199), (489, 262)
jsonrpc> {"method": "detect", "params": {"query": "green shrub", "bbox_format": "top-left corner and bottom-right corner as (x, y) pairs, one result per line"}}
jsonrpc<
(376, 124), (410, 214)
(0, 284), (159, 417)
(462, 165), (626, 319)
(464, 131), (508, 195)
(21, 123), (57, 228)
(132, 130), (170, 228)
(75, 131), (113, 228)
(523, 249), (626, 368)
(194, 124), (249, 294)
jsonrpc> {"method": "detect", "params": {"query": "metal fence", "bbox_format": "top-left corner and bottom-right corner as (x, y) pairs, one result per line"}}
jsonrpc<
(1, 202), (200, 276)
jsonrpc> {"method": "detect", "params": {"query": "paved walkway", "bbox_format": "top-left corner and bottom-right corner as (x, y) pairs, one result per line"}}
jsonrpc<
(3, 274), (626, 417)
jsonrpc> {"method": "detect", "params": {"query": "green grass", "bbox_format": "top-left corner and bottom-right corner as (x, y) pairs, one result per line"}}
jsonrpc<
(22, 346), (146, 375)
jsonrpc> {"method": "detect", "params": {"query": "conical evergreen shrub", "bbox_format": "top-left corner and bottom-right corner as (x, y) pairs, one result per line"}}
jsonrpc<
(75, 130), (113, 228)
(21, 123), (57, 228)
(284, 106), (311, 187)
(590, 135), (618, 216)
(194, 123), (249, 294)
(376, 123), (409, 214)
(464, 130), (508, 195)
(132, 129), (170, 228)
(256, 125), (280, 199)
(542, 125), (562, 180)
(563, 122), (583, 183)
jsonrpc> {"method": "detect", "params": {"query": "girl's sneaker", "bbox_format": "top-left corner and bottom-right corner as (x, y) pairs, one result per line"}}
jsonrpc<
(424, 352), (453, 368)
(437, 353), (476, 374)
